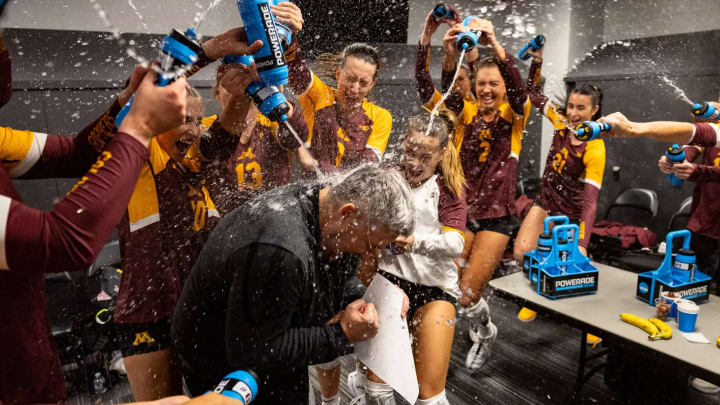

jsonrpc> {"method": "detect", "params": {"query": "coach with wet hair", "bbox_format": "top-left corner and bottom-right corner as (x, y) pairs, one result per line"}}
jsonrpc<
(172, 165), (415, 404)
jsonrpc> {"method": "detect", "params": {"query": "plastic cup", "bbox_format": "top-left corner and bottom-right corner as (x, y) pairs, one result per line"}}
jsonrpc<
(660, 292), (680, 320)
(677, 300), (699, 333)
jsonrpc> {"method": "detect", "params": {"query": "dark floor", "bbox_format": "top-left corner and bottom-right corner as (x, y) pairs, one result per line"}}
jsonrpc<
(68, 288), (720, 404)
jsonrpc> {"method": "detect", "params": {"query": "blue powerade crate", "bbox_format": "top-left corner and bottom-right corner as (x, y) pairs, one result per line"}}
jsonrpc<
(524, 216), (599, 299)
(636, 230), (711, 305)
(524, 215), (567, 283)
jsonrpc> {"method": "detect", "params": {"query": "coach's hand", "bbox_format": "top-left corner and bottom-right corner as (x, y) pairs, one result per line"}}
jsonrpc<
(341, 299), (380, 342)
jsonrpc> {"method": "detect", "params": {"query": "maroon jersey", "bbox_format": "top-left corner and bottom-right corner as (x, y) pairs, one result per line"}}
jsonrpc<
(684, 145), (720, 240)
(114, 138), (221, 324)
(692, 123), (720, 147)
(287, 40), (392, 172)
(0, 101), (147, 403)
(526, 61), (606, 247)
(444, 55), (530, 221)
(200, 105), (308, 214)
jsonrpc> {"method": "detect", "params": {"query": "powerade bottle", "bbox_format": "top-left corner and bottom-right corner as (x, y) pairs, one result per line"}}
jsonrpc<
(692, 102), (720, 121)
(518, 35), (545, 60)
(212, 370), (260, 404)
(674, 248), (696, 283)
(222, 55), (290, 122)
(665, 144), (685, 187)
(432, 3), (453, 20)
(270, 0), (293, 49)
(238, 0), (288, 87)
(115, 28), (202, 126)
(574, 120), (610, 141)
(456, 16), (480, 51)
(536, 232), (553, 261)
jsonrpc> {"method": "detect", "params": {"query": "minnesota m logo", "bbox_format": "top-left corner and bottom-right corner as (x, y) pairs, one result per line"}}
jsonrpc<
(133, 331), (155, 346)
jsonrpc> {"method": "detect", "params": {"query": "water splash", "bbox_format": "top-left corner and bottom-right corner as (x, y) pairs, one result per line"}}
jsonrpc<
(88, 0), (196, 81)
(193, 0), (224, 37)
(549, 103), (577, 135)
(660, 76), (694, 106)
(127, 0), (151, 33)
(284, 121), (323, 178)
(427, 49), (466, 136)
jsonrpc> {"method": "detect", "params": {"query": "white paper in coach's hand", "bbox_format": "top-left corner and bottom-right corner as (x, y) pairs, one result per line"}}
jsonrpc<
(355, 274), (418, 404)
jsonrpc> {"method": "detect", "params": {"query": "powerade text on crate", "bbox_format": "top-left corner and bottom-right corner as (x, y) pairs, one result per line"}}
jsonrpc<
(636, 229), (711, 305)
(524, 216), (599, 299)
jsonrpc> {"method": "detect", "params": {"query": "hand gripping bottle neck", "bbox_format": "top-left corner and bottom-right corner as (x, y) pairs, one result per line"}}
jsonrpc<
(222, 55), (290, 122)
(456, 16), (480, 51)
(692, 102), (720, 122)
(665, 144), (685, 187)
(238, 0), (288, 87)
(574, 120), (610, 141)
(115, 28), (202, 126)
(518, 35), (545, 61)
(432, 3), (453, 20)
(223, 55), (290, 122)
(211, 370), (259, 404)
(270, 0), (293, 49)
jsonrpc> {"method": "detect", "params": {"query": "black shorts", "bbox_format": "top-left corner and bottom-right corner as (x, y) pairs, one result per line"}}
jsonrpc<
(116, 320), (172, 357)
(378, 270), (457, 323)
(466, 215), (517, 236)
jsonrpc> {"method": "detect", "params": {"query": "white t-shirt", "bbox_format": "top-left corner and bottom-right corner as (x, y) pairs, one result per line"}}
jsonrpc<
(378, 174), (467, 296)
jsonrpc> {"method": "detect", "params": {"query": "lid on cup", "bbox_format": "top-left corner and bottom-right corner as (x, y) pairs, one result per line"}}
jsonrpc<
(677, 300), (699, 314)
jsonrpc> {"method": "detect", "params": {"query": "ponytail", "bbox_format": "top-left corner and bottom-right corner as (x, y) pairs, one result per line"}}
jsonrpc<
(440, 140), (466, 198)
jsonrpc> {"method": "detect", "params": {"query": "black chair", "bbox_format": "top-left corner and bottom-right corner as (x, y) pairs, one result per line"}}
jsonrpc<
(590, 188), (660, 273)
(667, 197), (692, 232)
(604, 188), (659, 228)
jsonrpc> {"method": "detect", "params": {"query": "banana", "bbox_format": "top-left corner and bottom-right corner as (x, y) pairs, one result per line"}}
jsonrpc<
(648, 318), (672, 340)
(620, 313), (659, 338)
(717, 336), (720, 348)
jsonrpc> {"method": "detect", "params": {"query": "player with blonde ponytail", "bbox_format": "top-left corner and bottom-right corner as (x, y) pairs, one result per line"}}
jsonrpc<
(350, 111), (467, 405)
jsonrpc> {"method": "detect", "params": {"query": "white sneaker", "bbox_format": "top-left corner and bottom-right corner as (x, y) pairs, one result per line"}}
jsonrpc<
(347, 371), (366, 405)
(109, 350), (126, 375)
(465, 321), (498, 370)
(690, 377), (720, 394)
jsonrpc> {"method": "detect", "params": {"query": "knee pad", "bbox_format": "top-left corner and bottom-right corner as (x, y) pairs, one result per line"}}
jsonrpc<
(315, 357), (340, 370)
(364, 380), (396, 405)
(416, 390), (450, 405)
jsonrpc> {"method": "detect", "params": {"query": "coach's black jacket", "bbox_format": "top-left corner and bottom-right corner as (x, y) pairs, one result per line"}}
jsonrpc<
(172, 181), (362, 402)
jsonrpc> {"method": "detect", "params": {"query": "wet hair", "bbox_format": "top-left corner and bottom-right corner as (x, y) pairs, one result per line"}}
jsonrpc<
(328, 165), (415, 236)
(569, 84), (603, 120)
(469, 57), (499, 81)
(405, 111), (467, 198)
(340, 43), (380, 78)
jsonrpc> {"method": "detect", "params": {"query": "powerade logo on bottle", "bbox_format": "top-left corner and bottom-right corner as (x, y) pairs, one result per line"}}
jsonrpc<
(638, 282), (649, 294)
(256, 2), (285, 71)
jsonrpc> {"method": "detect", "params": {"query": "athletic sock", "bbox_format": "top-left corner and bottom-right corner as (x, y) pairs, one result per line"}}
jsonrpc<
(416, 390), (450, 405)
(321, 393), (340, 405)
(365, 380), (396, 405)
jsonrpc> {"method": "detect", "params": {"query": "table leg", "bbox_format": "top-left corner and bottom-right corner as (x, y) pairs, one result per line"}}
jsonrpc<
(569, 331), (588, 403)
(569, 331), (610, 404)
